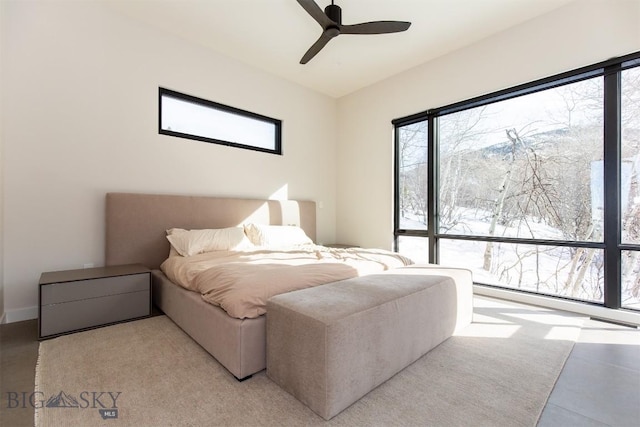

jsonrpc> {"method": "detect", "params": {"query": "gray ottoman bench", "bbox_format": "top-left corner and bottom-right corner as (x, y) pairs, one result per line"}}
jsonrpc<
(266, 265), (473, 420)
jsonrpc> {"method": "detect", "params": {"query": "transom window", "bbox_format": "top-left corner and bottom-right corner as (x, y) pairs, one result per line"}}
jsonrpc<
(159, 87), (282, 155)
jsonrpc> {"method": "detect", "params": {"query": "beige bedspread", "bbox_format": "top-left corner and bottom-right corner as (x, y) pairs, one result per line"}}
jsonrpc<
(160, 245), (413, 318)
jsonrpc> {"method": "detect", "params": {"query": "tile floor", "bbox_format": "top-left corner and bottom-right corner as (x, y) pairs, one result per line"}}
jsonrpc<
(538, 318), (640, 426)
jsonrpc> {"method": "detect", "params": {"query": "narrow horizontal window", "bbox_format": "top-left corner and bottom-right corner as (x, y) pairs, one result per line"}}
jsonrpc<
(159, 88), (282, 155)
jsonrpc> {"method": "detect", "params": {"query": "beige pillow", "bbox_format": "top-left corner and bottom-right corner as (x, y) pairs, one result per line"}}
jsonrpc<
(166, 227), (252, 257)
(243, 223), (313, 248)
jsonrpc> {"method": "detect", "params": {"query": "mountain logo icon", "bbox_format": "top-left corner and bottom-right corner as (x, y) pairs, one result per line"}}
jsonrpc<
(45, 391), (79, 408)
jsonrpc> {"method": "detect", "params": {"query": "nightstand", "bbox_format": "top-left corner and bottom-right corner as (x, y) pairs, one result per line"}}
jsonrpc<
(39, 264), (151, 340)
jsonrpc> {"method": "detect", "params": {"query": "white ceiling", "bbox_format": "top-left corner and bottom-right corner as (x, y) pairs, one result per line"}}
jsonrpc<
(105, 0), (576, 98)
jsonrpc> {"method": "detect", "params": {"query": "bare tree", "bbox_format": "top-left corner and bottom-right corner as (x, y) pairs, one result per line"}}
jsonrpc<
(482, 129), (517, 270)
(398, 122), (428, 226)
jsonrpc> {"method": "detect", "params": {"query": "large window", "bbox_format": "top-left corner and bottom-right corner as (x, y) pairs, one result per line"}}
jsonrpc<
(394, 52), (640, 311)
(621, 64), (640, 309)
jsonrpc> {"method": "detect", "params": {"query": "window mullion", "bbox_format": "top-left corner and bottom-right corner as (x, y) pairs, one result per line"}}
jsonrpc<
(603, 65), (622, 309)
(393, 124), (401, 252)
(428, 115), (438, 264)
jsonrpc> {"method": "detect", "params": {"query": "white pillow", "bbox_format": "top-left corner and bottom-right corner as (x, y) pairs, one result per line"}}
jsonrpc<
(166, 227), (252, 257)
(243, 223), (313, 248)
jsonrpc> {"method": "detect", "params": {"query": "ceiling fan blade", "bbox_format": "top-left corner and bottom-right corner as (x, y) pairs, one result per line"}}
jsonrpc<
(300, 30), (337, 64)
(340, 21), (411, 35)
(296, 0), (335, 29)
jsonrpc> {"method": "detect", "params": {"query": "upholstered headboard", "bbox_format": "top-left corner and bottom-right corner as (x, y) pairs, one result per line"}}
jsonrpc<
(105, 193), (316, 269)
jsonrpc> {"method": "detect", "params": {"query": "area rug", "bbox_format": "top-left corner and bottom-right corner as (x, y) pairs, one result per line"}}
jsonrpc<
(34, 296), (584, 427)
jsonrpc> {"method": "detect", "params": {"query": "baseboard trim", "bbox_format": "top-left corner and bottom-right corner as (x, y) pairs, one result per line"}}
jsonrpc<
(589, 316), (638, 329)
(4, 306), (38, 323)
(0, 312), (6, 325)
(474, 285), (640, 327)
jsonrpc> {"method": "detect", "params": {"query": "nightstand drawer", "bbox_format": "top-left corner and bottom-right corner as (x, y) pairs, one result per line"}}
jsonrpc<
(39, 264), (151, 339)
(41, 273), (149, 305)
(40, 290), (150, 337)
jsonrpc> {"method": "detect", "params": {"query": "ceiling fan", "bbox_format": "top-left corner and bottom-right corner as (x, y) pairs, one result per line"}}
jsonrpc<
(296, 0), (411, 64)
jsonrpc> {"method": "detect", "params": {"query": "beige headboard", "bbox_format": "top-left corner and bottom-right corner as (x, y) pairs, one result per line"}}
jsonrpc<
(105, 193), (316, 269)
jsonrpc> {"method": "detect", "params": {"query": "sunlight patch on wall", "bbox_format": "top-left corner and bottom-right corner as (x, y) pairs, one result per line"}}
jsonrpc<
(269, 184), (288, 200)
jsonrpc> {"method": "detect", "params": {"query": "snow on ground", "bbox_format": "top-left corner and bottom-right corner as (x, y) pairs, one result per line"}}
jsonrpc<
(398, 207), (640, 309)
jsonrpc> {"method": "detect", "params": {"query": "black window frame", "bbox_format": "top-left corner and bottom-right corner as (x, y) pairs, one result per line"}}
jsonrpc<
(158, 87), (282, 155)
(393, 51), (640, 311)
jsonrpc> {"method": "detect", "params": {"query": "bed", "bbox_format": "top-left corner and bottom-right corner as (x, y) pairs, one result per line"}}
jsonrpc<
(104, 192), (412, 380)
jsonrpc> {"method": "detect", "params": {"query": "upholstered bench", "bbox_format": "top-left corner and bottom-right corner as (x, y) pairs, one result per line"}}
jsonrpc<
(266, 265), (473, 420)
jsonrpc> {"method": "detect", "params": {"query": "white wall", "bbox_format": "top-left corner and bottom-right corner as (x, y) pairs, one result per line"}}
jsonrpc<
(1, 1), (338, 321)
(336, 0), (640, 250)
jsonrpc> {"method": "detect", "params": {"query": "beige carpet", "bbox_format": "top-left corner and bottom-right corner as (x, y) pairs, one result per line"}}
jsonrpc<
(35, 296), (584, 427)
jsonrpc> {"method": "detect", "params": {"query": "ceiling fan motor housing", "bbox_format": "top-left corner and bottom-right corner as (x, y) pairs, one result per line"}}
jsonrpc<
(325, 4), (342, 25)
